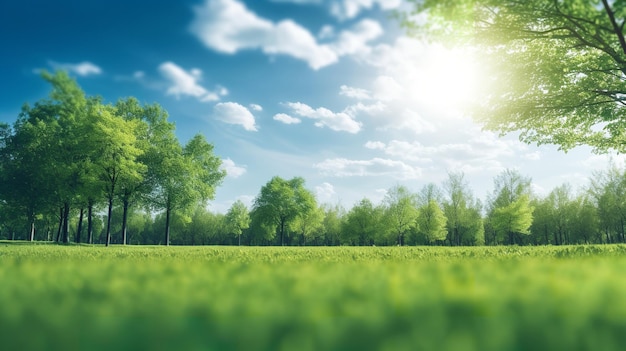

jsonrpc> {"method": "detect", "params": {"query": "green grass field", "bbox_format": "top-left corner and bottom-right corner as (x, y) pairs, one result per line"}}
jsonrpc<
(1, 243), (626, 351)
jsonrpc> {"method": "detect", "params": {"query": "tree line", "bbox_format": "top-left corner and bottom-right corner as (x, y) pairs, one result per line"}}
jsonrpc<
(2, 71), (625, 247)
(0, 71), (225, 245)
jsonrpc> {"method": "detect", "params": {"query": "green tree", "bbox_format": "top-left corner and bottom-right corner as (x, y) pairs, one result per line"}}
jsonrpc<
(487, 169), (534, 245)
(529, 197), (555, 245)
(225, 200), (251, 246)
(251, 176), (316, 246)
(415, 199), (448, 244)
(404, 0), (626, 152)
(442, 172), (485, 246)
(42, 71), (94, 244)
(342, 198), (384, 245)
(571, 194), (601, 244)
(382, 185), (418, 246)
(589, 165), (626, 243)
(146, 134), (225, 245)
(291, 204), (324, 245)
(491, 195), (534, 245)
(320, 204), (345, 246)
(0, 113), (56, 241)
(546, 184), (578, 245)
(91, 104), (145, 246)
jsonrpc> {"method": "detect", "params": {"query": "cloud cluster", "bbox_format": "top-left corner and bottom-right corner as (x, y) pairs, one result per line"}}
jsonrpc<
(273, 113), (302, 124)
(213, 102), (258, 131)
(221, 158), (247, 178)
(159, 62), (227, 102)
(48, 61), (102, 76)
(189, 0), (383, 69)
(282, 102), (362, 133)
(363, 133), (540, 175)
(330, 0), (403, 20)
(315, 157), (422, 179)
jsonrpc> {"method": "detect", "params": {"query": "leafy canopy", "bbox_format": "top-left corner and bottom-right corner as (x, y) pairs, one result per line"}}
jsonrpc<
(404, 0), (626, 152)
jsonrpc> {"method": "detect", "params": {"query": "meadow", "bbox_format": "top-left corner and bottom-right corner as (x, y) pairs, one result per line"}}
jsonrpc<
(1, 243), (626, 350)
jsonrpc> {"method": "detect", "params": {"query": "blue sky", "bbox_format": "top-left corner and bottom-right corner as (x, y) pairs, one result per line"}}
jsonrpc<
(1, 0), (622, 212)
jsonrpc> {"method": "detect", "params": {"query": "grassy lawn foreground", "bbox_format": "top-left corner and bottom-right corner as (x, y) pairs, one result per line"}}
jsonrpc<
(1, 244), (625, 350)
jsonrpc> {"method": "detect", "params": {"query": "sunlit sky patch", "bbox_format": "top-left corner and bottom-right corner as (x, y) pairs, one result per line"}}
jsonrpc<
(1, 0), (623, 212)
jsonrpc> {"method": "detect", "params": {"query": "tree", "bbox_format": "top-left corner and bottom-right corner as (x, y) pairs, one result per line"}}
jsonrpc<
(530, 197), (555, 245)
(442, 172), (485, 246)
(589, 165), (626, 243)
(546, 184), (578, 245)
(146, 134), (225, 245)
(491, 195), (534, 245)
(404, 0), (626, 152)
(91, 103), (145, 246)
(0, 114), (56, 241)
(342, 198), (384, 245)
(382, 185), (418, 246)
(571, 194), (601, 244)
(291, 204), (324, 245)
(487, 170), (534, 245)
(251, 176), (316, 246)
(415, 199), (448, 244)
(224, 200), (251, 246)
(320, 204), (345, 246)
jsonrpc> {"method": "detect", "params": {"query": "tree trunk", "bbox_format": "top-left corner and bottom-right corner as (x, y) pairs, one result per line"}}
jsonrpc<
(28, 218), (35, 242)
(56, 207), (63, 242)
(62, 202), (70, 244)
(87, 202), (94, 244)
(76, 207), (84, 244)
(280, 219), (285, 246)
(238, 233), (241, 246)
(164, 206), (171, 246)
(121, 198), (129, 245)
(105, 197), (113, 247)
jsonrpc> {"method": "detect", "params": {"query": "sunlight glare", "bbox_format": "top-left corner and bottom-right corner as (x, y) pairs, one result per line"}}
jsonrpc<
(414, 45), (482, 115)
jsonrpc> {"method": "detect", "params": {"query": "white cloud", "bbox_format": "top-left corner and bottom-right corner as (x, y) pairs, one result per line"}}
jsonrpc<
(364, 141), (386, 150)
(213, 102), (258, 131)
(331, 0), (403, 20)
(48, 61), (102, 76)
(273, 113), (302, 124)
(315, 182), (337, 202)
(249, 103), (263, 111)
(318, 25), (335, 40)
(158, 61), (227, 102)
(284, 102), (362, 133)
(189, 0), (383, 70)
(372, 75), (403, 101)
(362, 134), (532, 174)
(523, 151), (542, 161)
(315, 157), (422, 179)
(221, 158), (247, 178)
(330, 19), (383, 56)
(340, 85), (372, 100)
(190, 0), (335, 69)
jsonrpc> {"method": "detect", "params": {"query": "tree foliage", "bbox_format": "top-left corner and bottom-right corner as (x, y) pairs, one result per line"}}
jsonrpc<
(0, 71), (224, 245)
(487, 170), (534, 245)
(251, 176), (316, 246)
(225, 200), (251, 246)
(382, 185), (418, 246)
(404, 0), (626, 152)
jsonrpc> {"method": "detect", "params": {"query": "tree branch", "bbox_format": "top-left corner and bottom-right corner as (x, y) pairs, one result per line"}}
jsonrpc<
(601, 0), (626, 56)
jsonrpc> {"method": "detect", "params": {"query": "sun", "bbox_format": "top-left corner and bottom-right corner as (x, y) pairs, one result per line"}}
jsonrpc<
(415, 45), (482, 114)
